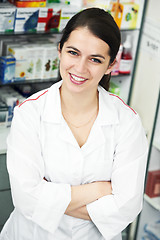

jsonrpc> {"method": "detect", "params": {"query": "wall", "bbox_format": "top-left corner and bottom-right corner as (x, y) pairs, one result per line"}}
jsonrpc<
(130, 0), (160, 144)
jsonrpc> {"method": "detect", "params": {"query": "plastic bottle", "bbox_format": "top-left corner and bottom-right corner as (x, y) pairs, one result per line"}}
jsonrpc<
(119, 35), (132, 75)
(111, 44), (123, 76)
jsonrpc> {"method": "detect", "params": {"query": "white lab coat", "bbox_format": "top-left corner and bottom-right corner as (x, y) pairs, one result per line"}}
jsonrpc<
(0, 80), (148, 240)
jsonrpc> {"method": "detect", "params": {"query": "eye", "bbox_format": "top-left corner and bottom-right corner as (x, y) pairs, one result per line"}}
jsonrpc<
(68, 50), (78, 56)
(91, 58), (102, 63)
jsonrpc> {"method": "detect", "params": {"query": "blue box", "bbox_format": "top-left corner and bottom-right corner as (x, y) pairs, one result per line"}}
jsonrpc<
(0, 56), (16, 84)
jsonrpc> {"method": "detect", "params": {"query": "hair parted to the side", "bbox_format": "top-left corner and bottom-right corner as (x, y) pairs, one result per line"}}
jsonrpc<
(57, 7), (121, 91)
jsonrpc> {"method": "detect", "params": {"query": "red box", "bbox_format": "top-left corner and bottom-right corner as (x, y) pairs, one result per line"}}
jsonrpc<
(145, 170), (160, 198)
(37, 8), (61, 32)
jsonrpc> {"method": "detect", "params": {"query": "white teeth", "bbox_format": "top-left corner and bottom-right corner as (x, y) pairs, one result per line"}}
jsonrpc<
(71, 74), (86, 81)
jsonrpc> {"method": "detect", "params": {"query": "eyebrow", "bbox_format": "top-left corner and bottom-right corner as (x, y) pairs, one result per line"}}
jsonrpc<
(66, 46), (106, 60)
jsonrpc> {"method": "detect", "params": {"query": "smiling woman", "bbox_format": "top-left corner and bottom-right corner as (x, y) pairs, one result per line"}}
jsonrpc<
(58, 27), (112, 94)
(58, 8), (121, 91)
(0, 7), (148, 240)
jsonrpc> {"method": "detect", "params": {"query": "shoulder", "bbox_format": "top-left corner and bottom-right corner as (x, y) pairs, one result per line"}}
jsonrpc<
(18, 89), (49, 109)
(98, 86), (142, 132)
(108, 93), (137, 115)
(17, 81), (61, 112)
(12, 84), (54, 125)
(99, 86), (137, 119)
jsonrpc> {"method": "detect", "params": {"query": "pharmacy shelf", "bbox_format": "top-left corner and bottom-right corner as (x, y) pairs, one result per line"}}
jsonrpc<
(144, 194), (160, 211)
(0, 31), (62, 36)
(0, 78), (58, 87)
(0, 127), (10, 155)
(0, 28), (140, 36)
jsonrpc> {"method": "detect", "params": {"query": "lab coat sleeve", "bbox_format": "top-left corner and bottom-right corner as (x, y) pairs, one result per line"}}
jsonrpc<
(7, 104), (71, 234)
(86, 114), (148, 239)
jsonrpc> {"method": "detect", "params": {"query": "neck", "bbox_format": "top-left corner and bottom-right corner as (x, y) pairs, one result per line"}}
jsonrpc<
(60, 85), (98, 115)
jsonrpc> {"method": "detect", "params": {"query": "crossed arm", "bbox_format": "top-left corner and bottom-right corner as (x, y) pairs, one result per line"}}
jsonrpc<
(43, 177), (112, 220)
(64, 181), (112, 220)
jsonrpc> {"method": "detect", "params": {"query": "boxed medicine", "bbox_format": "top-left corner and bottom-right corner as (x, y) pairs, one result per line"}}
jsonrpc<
(0, 56), (16, 84)
(0, 5), (16, 33)
(23, 44), (37, 80)
(58, 5), (80, 32)
(109, 1), (140, 29)
(8, 45), (28, 81)
(37, 7), (61, 32)
(41, 43), (59, 79)
(14, 8), (39, 33)
(34, 45), (45, 80)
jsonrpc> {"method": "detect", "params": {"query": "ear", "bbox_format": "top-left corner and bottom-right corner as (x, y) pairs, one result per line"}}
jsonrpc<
(105, 58), (116, 75)
(58, 43), (61, 59)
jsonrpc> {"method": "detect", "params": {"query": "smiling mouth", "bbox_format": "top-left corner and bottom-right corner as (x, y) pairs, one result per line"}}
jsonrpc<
(69, 73), (87, 85)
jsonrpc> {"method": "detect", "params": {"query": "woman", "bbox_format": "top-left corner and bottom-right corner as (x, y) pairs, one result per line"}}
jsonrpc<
(0, 8), (148, 240)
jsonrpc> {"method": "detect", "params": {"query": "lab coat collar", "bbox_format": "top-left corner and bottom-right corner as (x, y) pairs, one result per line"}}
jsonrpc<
(97, 85), (119, 126)
(42, 80), (63, 124)
(42, 81), (119, 126)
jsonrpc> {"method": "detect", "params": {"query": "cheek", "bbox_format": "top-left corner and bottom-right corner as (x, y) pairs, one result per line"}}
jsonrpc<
(92, 66), (107, 79)
(60, 55), (72, 70)
(59, 58), (68, 72)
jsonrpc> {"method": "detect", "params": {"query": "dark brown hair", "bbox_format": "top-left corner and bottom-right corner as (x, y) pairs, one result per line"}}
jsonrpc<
(58, 7), (121, 91)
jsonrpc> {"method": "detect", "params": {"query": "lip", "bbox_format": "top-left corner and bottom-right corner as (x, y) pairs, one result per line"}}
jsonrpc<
(69, 73), (87, 85)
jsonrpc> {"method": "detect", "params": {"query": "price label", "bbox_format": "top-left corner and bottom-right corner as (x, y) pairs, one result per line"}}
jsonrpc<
(141, 18), (160, 58)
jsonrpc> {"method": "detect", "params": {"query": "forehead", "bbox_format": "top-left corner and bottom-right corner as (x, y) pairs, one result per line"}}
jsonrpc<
(64, 27), (110, 55)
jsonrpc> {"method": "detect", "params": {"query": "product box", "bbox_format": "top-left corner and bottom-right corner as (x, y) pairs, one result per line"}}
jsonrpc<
(109, 1), (139, 29)
(14, 8), (39, 33)
(145, 170), (160, 198)
(58, 5), (80, 32)
(41, 43), (59, 79)
(0, 56), (16, 84)
(23, 44), (37, 80)
(121, 2), (139, 29)
(0, 5), (16, 33)
(8, 45), (28, 81)
(37, 7), (61, 32)
(14, 0), (46, 7)
(111, 44), (123, 76)
(34, 45), (45, 80)
(108, 1), (124, 29)
(50, 53), (59, 78)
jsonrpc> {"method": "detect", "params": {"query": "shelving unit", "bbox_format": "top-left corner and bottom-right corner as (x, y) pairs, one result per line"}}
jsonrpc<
(135, 91), (160, 240)
(0, 1), (147, 238)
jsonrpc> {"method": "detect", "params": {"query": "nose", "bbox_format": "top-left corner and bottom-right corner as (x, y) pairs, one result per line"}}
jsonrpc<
(75, 57), (88, 74)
